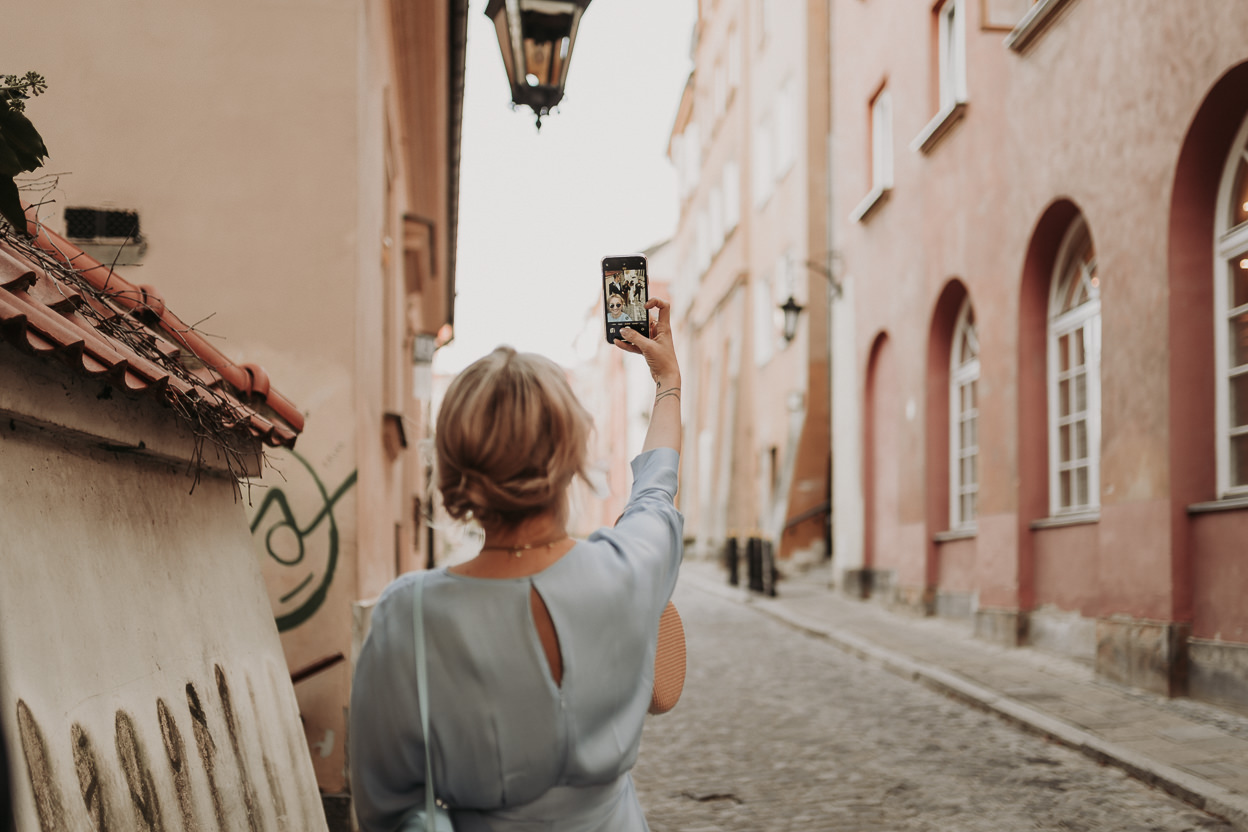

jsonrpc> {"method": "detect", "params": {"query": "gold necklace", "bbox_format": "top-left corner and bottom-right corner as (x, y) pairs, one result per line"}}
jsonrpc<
(479, 534), (571, 558)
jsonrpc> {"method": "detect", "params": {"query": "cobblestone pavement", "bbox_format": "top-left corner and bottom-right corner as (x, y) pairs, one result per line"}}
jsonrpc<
(632, 581), (1236, 832)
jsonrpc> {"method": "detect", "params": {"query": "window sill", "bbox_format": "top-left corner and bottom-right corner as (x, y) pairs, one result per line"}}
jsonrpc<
(911, 101), (967, 155)
(934, 526), (977, 543)
(849, 184), (891, 224)
(1188, 495), (1248, 515)
(1030, 511), (1099, 530)
(1004, 0), (1080, 54)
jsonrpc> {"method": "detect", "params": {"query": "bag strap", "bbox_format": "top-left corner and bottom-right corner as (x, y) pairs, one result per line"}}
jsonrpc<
(412, 574), (436, 832)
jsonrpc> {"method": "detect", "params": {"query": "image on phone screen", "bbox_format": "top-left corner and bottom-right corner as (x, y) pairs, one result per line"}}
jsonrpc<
(602, 254), (649, 344)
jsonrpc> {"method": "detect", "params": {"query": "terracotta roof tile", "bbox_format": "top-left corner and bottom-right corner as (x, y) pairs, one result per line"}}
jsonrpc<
(0, 204), (304, 451)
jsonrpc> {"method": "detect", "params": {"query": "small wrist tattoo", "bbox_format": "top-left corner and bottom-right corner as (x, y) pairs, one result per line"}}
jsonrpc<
(655, 387), (681, 405)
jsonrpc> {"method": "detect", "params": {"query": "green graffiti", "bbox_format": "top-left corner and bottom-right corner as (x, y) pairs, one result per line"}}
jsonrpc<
(249, 450), (357, 632)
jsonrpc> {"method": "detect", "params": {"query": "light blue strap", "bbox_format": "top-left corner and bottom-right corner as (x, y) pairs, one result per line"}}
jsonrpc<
(412, 574), (436, 832)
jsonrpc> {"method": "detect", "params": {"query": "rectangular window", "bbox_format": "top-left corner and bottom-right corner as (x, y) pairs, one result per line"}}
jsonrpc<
(709, 186), (724, 254)
(753, 273), (775, 366)
(938, 0), (968, 111)
(870, 87), (894, 191)
(713, 60), (728, 122)
(752, 117), (774, 208)
(682, 122), (701, 196)
(1227, 261), (1248, 487)
(727, 26), (742, 90)
(773, 80), (796, 180)
(757, 0), (775, 47)
(696, 210), (711, 275)
(722, 160), (741, 232)
(1053, 323), (1096, 510)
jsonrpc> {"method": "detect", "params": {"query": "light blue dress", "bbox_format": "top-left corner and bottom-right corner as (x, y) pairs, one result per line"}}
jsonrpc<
(350, 449), (683, 832)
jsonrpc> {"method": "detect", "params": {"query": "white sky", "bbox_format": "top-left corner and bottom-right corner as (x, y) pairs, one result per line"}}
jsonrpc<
(433, 0), (697, 376)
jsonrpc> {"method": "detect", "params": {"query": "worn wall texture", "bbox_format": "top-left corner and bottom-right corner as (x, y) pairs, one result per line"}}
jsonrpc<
(0, 346), (325, 831)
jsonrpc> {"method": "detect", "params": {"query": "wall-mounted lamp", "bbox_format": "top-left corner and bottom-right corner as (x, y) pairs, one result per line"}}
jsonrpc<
(779, 295), (804, 343)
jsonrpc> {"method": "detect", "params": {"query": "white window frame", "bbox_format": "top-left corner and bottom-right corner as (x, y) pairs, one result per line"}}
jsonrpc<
(871, 87), (894, 191)
(938, 0), (968, 111)
(709, 185), (724, 254)
(1214, 112), (1248, 498)
(753, 271), (775, 366)
(773, 80), (796, 181)
(1047, 216), (1102, 516)
(713, 60), (728, 123)
(950, 297), (980, 529)
(722, 160), (740, 233)
(727, 25), (742, 90)
(752, 116), (774, 208)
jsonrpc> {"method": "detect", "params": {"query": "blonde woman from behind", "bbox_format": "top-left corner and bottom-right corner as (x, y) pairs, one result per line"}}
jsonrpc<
(350, 298), (683, 832)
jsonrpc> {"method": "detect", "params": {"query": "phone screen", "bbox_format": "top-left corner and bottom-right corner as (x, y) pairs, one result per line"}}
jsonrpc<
(602, 254), (649, 344)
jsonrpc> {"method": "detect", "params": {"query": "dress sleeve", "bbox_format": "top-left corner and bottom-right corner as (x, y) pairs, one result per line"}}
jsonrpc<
(348, 577), (427, 832)
(589, 447), (684, 609)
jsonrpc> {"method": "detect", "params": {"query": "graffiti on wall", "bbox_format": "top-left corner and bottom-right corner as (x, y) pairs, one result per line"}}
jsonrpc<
(14, 665), (315, 832)
(249, 450), (357, 632)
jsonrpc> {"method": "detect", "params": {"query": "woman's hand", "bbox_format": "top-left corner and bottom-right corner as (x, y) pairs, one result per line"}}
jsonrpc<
(615, 298), (680, 388)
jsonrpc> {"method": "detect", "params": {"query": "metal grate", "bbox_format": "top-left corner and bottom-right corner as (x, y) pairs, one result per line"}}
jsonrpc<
(65, 207), (141, 240)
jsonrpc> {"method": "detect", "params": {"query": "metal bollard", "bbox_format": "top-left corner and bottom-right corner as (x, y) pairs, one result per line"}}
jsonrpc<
(762, 539), (777, 597)
(747, 537), (763, 593)
(725, 537), (740, 586)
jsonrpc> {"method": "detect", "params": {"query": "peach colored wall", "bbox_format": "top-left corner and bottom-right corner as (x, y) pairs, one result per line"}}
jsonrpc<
(937, 537), (977, 594)
(670, 0), (830, 561)
(1032, 523), (1100, 615)
(10, 0), (459, 794)
(1191, 511), (1248, 642)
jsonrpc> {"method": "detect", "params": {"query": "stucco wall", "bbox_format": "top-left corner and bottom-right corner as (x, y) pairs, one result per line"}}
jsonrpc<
(0, 359), (324, 830)
(831, 0), (1248, 628)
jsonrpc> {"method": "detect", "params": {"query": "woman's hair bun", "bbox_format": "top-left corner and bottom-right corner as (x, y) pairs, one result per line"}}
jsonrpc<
(436, 347), (592, 527)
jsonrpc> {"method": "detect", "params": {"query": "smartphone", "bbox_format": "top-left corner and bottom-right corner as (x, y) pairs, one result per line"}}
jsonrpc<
(601, 254), (650, 345)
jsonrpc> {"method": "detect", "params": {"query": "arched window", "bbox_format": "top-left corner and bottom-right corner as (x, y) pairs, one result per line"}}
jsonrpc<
(950, 298), (979, 528)
(1048, 216), (1101, 515)
(1215, 113), (1248, 496)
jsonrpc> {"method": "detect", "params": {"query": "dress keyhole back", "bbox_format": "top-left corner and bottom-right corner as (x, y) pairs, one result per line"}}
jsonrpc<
(529, 585), (563, 688)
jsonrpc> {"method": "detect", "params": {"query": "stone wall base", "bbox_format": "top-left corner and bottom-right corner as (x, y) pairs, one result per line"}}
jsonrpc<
(839, 568), (874, 599)
(1188, 638), (1248, 716)
(975, 608), (1029, 647)
(935, 590), (976, 620)
(1029, 605), (1097, 664)
(1095, 616), (1190, 697)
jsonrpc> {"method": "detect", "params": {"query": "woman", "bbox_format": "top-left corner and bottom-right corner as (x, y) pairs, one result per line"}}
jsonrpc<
(350, 299), (682, 832)
(606, 293), (629, 322)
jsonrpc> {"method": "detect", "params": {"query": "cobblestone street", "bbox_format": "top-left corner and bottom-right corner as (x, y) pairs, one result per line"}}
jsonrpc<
(633, 580), (1236, 832)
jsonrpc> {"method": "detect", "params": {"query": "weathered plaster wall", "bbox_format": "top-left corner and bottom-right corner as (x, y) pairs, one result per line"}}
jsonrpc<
(831, 0), (1248, 647)
(0, 362), (324, 830)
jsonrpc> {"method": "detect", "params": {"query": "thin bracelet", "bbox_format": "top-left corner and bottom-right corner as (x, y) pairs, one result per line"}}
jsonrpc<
(655, 386), (681, 405)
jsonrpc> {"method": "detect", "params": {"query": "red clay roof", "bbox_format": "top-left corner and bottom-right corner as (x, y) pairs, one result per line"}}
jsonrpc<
(0, 205), (304, 449)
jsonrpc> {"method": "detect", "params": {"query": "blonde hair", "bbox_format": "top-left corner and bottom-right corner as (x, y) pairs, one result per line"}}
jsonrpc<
(436, 347), (592, 528)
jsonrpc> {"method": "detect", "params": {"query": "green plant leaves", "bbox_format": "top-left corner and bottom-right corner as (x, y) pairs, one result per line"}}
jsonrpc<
(0, 176), (25, 234)
(0, 104), (48, 168)
(0, 72), (48, 236)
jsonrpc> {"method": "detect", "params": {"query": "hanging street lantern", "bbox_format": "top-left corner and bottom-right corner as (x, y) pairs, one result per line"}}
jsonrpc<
(484, 0), (592, 131)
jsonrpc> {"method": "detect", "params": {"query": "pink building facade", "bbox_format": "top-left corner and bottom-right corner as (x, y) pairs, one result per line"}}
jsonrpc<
(830, 0), (1248, 710)
(669, 0), (832, 567)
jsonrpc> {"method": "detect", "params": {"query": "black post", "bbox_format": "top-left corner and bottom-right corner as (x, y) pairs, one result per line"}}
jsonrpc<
(747, 537), (763, 593)
(762, 539), (777, 597)
(725, 537), (740, 586)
